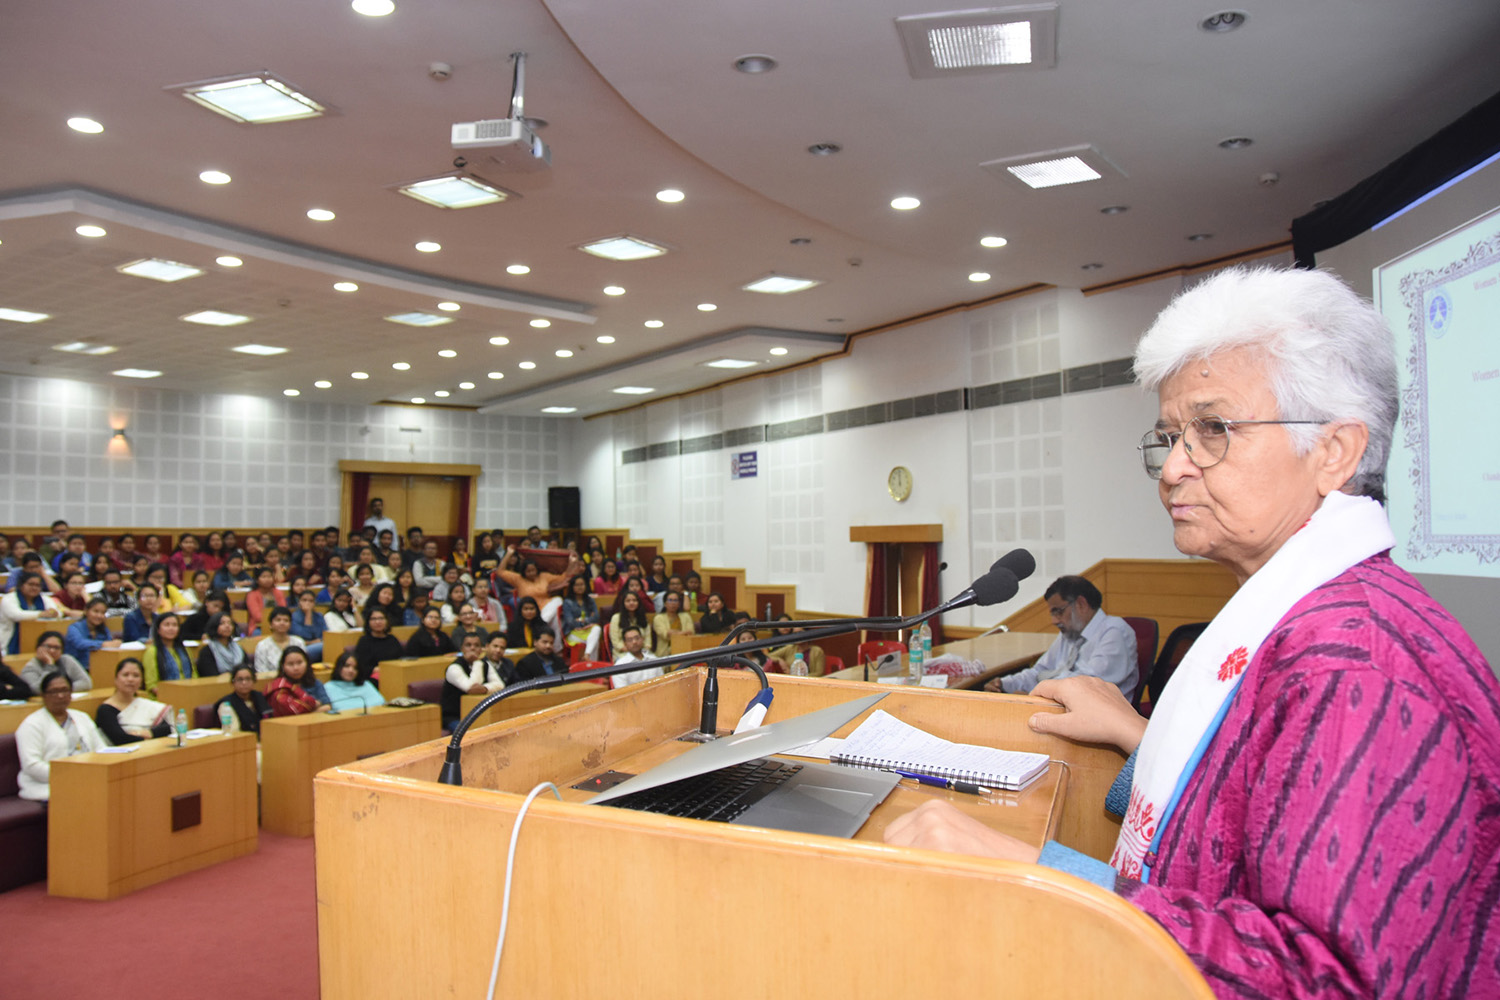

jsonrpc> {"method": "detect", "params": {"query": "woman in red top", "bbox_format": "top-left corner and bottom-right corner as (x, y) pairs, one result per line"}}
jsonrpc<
(592, 558), (623, 598)
(54, 572), (90, 615)
(265, 646), (329, 716)
(199, 531), (227, 575)
(244, 567), (286, 635)
(167, 533), (204, 589)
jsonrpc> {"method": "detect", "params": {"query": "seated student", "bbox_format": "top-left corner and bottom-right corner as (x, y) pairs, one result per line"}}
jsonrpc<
(496, 544), (583, 634)
(16, 669), (108, 800)
(199, 531), (228, 575)
(447, 536), (473, 582)
(265, 646), (330, 716)
(323, 588), (362, 632)
(440, 632), (505, 730)
(983, 575), (1138, 701)
(123, 554), (152, 592)
(430, 564), (463, 604)
(696, 592), (735, 634)
(766, 615), (827, 676)
(388, 568), (418, 612)
(213, 664), (270, 736)
(294, 550), (325, 588)
(683, 572), (706, 613)
(211, 553), (253, 592)
(610, 626), (664, 689)
(253, 606), (306, 677)
(405, 607), (457, 659)
(591, 558), (624, 599)
(643, 555), (670, 596)
(180, 589), (229, 642)
(244, 567), (286, 636)
(474, 532), (502, 579)
(324, 651), (386, 712)
(449, 602), (488, 651)
(524, 524), (549, 550)
(506, 596), (551, 650)
(483, 633), (519, 687)
(168, 569), (211, 613)
(196, 611), (248, 677)
(95, 657), (172, 744)
(36, 520), (71, 569)
(651, 575), (684, 612)
(399, 526), (425, 569)
(514, 630), (568, 680)
(1, 570), (66, 655)
(65, 598), (121, 671)
(0, 657), (30, 699)
(20, 630), (92, 693)
(167, 533), (205, 589)
(469, 577), (507, 632)
(347, 564), (378, 612)
(54, 571), (90, 617)
(353, 608), (405, 681)
(120, 582), (161, 642)
(402, 589), (432, 627)
(0, 534), (15, 574)
(607, 590), (655, 657)
(412, 539), (445, 591)
(650, 590), (695, 658)
(374, 548), (402, 584)
(287, 590), (325, 663)
(561, 574), (602, 660)
(439, 584), (470, 627)
(51, 533), (94, 575)
(98, 569), (134, 617)
(143, 612), (195, 687)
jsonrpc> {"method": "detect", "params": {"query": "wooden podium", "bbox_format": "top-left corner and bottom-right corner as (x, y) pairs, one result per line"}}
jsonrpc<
(314, 670), (1211, 998)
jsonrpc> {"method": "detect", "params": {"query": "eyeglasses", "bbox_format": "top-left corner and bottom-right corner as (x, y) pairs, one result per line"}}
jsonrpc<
(1138, 415), (1327, 479)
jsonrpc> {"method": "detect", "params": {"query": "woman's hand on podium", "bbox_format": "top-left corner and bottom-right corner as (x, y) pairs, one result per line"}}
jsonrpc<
(883, 800), (1041, 862)
(1028, 676), (1147, 755)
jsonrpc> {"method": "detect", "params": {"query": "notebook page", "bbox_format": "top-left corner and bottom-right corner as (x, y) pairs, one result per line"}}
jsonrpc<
(834, 709), (1048, 786)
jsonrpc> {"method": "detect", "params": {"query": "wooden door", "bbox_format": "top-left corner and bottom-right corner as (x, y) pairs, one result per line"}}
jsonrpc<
(406, 476), (463, 553)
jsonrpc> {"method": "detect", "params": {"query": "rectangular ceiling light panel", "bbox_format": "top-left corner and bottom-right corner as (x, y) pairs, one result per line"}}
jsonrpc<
(980, 144), (1124, 191)
(168, 73), (328, 124)
(897, 4), (1058, 78)
(395, 173), (514, 209)
(577, 235), (669, 261)
(117, 258), (205, 282)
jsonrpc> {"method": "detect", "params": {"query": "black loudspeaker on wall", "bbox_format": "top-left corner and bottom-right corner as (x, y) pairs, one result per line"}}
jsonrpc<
(548, 486), (581, 529)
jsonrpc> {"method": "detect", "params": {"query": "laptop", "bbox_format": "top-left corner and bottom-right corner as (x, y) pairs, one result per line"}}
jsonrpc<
(587, 692), (899, 838)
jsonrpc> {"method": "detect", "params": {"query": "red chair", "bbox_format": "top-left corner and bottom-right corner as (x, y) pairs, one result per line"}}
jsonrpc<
(824, 655), (845, 673)
(569, 660), (612, 686)
(192, 704), (218, 729)
(1120, 617), (1160, 709)
(407, 679), (444, 704)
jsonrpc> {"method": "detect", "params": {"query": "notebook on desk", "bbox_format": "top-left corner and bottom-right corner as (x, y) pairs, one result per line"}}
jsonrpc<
(588, 692), (900, 838)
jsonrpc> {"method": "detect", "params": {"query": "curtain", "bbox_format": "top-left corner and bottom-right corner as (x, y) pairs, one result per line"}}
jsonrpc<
(918, 542), (944, 646)
(456, 476), (471, 546)
(349, 473), (371, 536)
(864, 543), (889, 618)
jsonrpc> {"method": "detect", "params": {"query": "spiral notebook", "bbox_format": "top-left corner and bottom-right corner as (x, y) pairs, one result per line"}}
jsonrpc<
(831, 709), (1049, 790)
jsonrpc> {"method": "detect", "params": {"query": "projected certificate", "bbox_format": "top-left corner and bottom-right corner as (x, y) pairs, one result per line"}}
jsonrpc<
(1378, 206), (1500, 571)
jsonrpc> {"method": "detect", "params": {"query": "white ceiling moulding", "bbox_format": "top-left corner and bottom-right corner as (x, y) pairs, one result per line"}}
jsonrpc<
(895, 4), (1060, 79)
(0, 187), (596, 325)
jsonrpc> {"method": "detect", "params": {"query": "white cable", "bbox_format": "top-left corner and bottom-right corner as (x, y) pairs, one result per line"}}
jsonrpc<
(486, 780), (562, 1000)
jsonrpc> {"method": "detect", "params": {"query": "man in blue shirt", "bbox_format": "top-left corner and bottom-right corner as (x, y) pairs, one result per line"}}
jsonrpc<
(51, 533), (93, 575)
(65, 598), (121, 671)
(985, 575), (1139, 701)
(121, 584), (161, 642)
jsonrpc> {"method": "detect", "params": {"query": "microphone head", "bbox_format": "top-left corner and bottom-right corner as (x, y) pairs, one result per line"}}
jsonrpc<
(991, 548), (1036, 582)
(973, 568), (1019, 607)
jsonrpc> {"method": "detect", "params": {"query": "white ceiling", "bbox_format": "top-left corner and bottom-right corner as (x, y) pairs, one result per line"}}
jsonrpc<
(2, 0), (1498, 417)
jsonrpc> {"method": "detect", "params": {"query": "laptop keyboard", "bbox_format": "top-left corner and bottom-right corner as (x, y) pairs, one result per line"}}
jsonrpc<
(602, 757), (803, 823)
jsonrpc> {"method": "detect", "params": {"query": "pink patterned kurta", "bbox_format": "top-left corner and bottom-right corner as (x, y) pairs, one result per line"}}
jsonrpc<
(1119, 554), (1500, 998)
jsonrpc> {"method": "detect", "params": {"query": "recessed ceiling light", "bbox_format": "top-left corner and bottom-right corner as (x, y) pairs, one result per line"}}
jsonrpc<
(1217, 136), (1253, 150)
(1200, 10), (1247, 33)
(385, 312), (451, 327)
(169, 73), (328, 124)
(117, 258), (205, 282)
(351, 371), (370, 379)
(603, 285), (626, 296)
(577, 234), (669, 261)
(530, 318), (551, 328)
(283, 388), (300, 397)
(612, 386), (655, 395)
(743, 274), (821, 294)
(232, 344), (289, 356)
(968, 272), (991, 282)
(487, 371), (504, 380)
(0, 308), (52, 323)
(555, 349), (573, 358)
(395, 172), (512, 209)
(979, 235), (1009, 248)
(518, 361), (536, 370)
(415, 241), (442, 253)
(52, 341), (117, 355)
(438, 349), (457, 358)
(352, 0), (395, 16)
(458, 381), (475, 390)
(182, 309), (251, 326)
(1080, 262), (1104, 271)
(67, 117), (104, 134)
(333, 281), (359, 292)
(436, 302), (460, 312)
(488, 336), (510, 346)
(113, 368), (163, 379)
(541, 406), (577, 414)
(1100, 205), (1129, 215)
(697, 303), (718, 312)
(982, 144), (1119, 190)
(655, 189), (685, 203)
(434, 390), (450, 398)
(199, 170), (232, 185)
(411, 397), (426, 405)
(896, 7), (1058, 77)
(306, 208), (336, 221)
(216, 255), (244, 267)
(314, 380), (332, 388)
(704, 358), (758, 369)
(769, 347), (789, 356)
(644, 320), (664, 329)
(1187, 233), (1214, 241)
(733, 54), (777, 74)
(392, 362), (411, 371)
(76, 225), (107, 238)
(596, 335), (615, 344)
(807, 143), (841, 156)
(890, 196), (921, 211)
(506, 264), (530, 275)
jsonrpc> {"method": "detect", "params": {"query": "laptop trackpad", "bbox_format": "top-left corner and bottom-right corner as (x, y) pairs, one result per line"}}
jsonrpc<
(782, 784), (872, 815)
(734, 765), (899, 838)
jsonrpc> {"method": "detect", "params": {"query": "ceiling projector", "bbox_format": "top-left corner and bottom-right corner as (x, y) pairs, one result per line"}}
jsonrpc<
(450, 117), (551, 173)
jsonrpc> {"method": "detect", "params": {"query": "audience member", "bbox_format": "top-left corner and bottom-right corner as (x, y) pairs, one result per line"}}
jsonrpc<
(448, 536), (473, 580)
(347, 563), (377, 608)
(406, 607), (457, 659)
(34, 522), (68, 567)
(441, 633), (505, 730)
(469, 577), (506, 632)
(0, 657), (30, 700)
(265, 647), (329, 716)
(497, 544), (582, 637)
(767, 615), (826, 676)
(51, 533), (94, 575)
(363, 497), (398, 542)
(120, 583), (161, 642)
(54, 572), (90, 615)
(214, 665), (270, 736)
(168, 569), (211, 612)
(95, 657), (171, 744)
(607, 590), (654, 657)
(644, 555), (669, 595)
(403, 590), (432, 627)
(98, 569), (133, 616)
(323, 589), (362, 632)
(431, 564), (462, 603)
(325, 651), (385, 712)
(439, 583), (469, 626)
(295, 550), (325, 587)
(245, 567), (286, 635)
(561, 574), (602, 660)
(1, 571), (65, 655)
(506, 596), (550, 649)
(253, 606), (306, 676)
(697, 592), (735, 634)
(984, 576), (1138, 701)
(211, 553), (252, 591)
(683, 572), (706, 612)
(196, 612), (247, 677)
(16, 669), (107, 801)
(390, 567), (419, 610)
(65, 598), (120, 670)
(524, 524), (549, 549)
(143, 612), (195, 686)
(353, 608), (404, 679)
(651, 590), (694, 658)
(400, 526), (425, 568)
(483, 633), (517, 686)
(412, 539), (445, 590)
(20, 631), (91, 693)
(449, 603), (487, 650)
(362, 582), (403, 628)
(474, 533), (502, 578)
(610, 626), (664, 689)
(592, 558), (624, 598)
(180, 590), (229, 641)
(514, 631), (568, 680)
(167, 533), (205, 588)
(288, 590), (326, 662)
(200, 531), (228, 574)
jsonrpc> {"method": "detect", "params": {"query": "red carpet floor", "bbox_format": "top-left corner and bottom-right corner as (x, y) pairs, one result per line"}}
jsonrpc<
(1, 832), (319, 999)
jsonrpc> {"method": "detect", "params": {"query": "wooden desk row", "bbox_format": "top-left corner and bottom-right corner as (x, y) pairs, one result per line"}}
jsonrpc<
(825, 630), (1055, 689)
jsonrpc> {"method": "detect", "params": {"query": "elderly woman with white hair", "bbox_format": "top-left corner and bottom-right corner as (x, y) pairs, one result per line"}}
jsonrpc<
(886, 267), (1500, 998)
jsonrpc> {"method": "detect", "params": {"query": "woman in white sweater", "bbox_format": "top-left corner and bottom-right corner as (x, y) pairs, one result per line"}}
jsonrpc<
(16, 669), (107, 801)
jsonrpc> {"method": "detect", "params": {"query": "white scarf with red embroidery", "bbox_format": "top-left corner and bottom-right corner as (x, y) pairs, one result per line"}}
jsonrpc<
(1111, 491), (1395, 880)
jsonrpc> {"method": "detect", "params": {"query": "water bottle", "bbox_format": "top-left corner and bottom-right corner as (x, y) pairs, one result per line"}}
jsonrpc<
(908, 631), (924, 683)
(920, 621), (933, 662)
(218, 701), (237, 733)
(174, 707), (188, 746)
(790, 652), (808, 677)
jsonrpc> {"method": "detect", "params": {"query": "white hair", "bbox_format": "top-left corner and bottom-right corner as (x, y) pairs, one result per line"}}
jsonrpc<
(1133, 266), (1399, 500)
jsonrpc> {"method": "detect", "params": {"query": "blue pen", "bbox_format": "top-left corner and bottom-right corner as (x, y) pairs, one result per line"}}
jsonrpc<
(887, 769), (993, 796)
